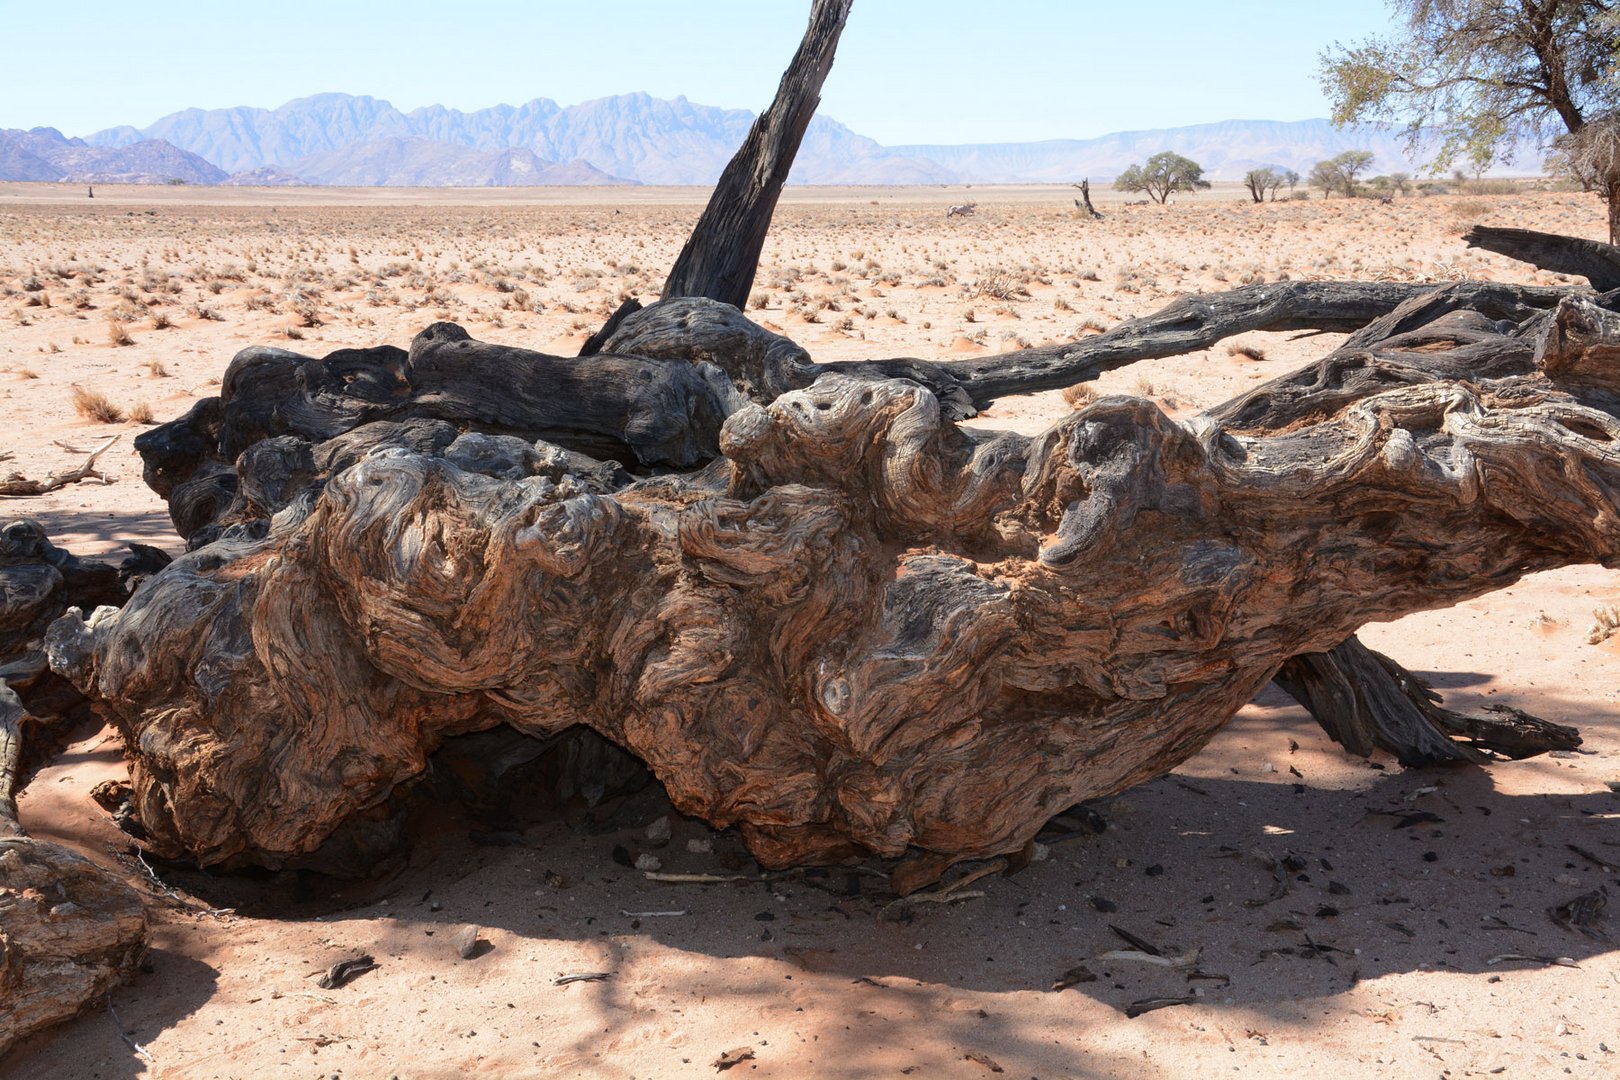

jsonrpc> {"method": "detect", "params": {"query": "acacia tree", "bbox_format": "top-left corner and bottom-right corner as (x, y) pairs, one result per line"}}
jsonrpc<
(1310, 150), (1377, 196)
(1114, 151), (1212, 204)
(1321, 0), (1620, 240)
(1243, 166), (1288, 202)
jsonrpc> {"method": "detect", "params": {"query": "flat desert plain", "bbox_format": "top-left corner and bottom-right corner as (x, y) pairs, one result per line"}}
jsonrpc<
(2, 181), (1619, 1079)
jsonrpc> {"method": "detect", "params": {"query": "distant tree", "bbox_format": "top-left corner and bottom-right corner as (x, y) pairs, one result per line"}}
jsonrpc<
(1243, 167), (1288, 203)
(1320, 0), (1620, 240)
(1388, 171), (1412, 195)
(1310, 160), (1342, 197)
(1283, 168), (1301, 196)
(1311, 150), (1377, 197)
(1113, 152), (1212, 204)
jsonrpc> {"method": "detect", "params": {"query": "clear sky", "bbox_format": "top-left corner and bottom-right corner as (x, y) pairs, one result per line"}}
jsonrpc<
(0, 0), (1398, 143)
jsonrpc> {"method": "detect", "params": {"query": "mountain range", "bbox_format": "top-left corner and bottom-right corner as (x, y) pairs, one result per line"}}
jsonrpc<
(0, 92), (1549, 188)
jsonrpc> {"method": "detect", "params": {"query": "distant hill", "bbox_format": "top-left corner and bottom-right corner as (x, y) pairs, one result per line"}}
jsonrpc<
(283, 138), (632, 186)
(38, 93), (1551, 187)
(0, 127), (227, 184)
(85, 92), (951, 185)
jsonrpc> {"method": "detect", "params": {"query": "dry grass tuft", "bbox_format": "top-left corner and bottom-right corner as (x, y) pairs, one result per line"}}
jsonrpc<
(106, 318), (134, 347)
(1062, 383), (1098, 409)
(72, 384), (125, 423)
(129, 400), (155, 424)
(1227, 342), (1267, 362)
(1588, 605), (1620, 644)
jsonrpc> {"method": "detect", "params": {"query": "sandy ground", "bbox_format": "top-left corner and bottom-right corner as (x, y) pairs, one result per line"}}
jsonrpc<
(2, 182), (1618, 1079)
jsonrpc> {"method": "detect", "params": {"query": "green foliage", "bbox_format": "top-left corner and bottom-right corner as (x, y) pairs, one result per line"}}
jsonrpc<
(1310, 150), (1377, 197)
(1112, 152), (1212, 204)
(1320, 0), (1620, 174)
(1243, 167), (1287, 202)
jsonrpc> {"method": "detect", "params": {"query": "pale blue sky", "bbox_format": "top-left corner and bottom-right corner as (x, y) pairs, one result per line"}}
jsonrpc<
(0, 0), (1397, 143)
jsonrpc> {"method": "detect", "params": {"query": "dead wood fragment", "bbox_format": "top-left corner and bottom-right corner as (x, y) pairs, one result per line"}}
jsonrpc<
(1125, 996), (1197, 1018)
(0, 435), (119, 497)
(554, 971), (612, 986)
(1464, 225), (1620, 290)
(316, 954), (378, 989)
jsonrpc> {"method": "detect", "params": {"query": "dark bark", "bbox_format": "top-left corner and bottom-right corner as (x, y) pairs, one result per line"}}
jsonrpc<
(661, 0), (853, 307)
(578, 296), (643, 357)
(1463, 225), (1620, 290)
(1274, 637), (1579, 767)
(911, 279), (1570, 408)
(1074, 179), (1102, 219)
(0, 519), (134, 777)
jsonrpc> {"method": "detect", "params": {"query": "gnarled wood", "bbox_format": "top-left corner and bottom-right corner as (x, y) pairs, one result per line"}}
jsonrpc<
(45, 293), (1620, 875)
(0, 683), (149, 1059)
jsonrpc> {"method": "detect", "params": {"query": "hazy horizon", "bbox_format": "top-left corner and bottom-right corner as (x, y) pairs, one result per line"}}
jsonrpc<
(2, 0), (1396, 145)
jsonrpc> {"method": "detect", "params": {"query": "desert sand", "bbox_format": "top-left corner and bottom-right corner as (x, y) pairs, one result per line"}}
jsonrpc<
(2, 181), (1618, 1079)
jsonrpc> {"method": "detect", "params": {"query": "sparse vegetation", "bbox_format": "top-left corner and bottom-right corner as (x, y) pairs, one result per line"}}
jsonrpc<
(71, 385), (125, 423)
(1113, 152), (1212, 204)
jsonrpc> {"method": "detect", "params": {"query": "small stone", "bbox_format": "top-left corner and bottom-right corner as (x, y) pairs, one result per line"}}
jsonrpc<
(1554, 873), (1581, 887)
(452, 924), (482, 960)
(1030, 842), (1050, 863)
(685, 837), (713, 855)
(634, 852), (663, 872)
(645, 816), (672, 846)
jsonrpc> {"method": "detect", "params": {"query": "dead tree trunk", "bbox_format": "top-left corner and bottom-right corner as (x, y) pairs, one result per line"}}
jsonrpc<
(1464, 225), (1620, 290)
(661, 0), (853, 307)
(44, 287), (1620, 876)
(1073, 179), (1102, 219)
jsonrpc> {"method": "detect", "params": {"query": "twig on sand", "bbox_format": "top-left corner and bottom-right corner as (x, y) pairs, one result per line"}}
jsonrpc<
(0, 435), (119, 497)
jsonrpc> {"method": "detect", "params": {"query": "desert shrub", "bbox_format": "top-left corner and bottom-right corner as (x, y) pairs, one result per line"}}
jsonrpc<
(1062, 383), (1097, 409)
(72, 385), (124, 423)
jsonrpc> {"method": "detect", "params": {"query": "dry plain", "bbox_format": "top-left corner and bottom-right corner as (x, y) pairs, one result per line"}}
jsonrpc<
(2, 181), (1619, 1078)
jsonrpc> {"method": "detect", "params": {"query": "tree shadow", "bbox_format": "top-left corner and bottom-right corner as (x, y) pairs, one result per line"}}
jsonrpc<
(10, 688), (1617, 1078)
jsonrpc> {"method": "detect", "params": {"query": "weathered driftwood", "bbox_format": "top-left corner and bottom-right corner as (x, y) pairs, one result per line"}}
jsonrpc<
(0, 435), (119, 497)
(1465, 225), (1620, 291)
(661, 0), (853, 308)
(46, 290), (1620, 876)
(0, 683), (149, 1058)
